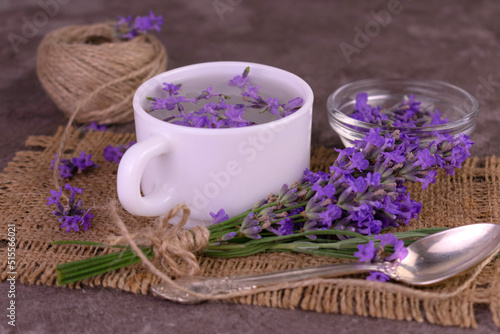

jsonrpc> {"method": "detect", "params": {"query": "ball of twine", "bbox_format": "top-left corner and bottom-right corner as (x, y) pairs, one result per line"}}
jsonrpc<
(36, 22), (167, 124)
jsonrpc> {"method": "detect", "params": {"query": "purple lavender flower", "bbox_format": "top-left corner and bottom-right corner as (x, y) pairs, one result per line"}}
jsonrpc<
(414, 149), (436, 169)
(353, 93), (373, 122)
(210, 209), (229, 224)
(228, 66), (250, 88)
(366, 272), (390, 282)
(312, 182), (336, 199)
(429, 109), (449, 126)
(195, 85), (219, 100)
(304, 197), (324, 221)
(302, 169), (330, 184)
(365, 172), (381, 186)
(353, 233), (408, 282)
(60, 216), (81, 233)
(303, 220), (319, 240)
(151, 97), (182, 111)
(65, 183), (83, 199)
(103, 142), (136, 163)
(115, 11), (163, 40)
(134, 10), (163, 32)
(47, 183), (93, 233)
(420, 170), (437, 190)
(382, 145), (406, 164)
(282, 97), (304, 117)
(59, 164), (73, 178)
(80, 209), (94, 231)
(365, 128), (385, 147)
(87, 122), (107, 131)
(319, 204), (342, 228)
(240, 213), (262, 239)
(225, 105), (247, 123)
(162, 83), (181, 96)
(278, 184), (299, 207)
(349, 152), (369, 171)
(72, 151), (98, 171)
(46, 188), (63, 206)
(268, 217), (294, 236)
(243, 85), (260, 100)
(221, 232), (237, 241)
(264, 97), (281, 116)
(229, 75), (249, 88)
(51, 152), (98, 178)
(354, 240), (376, 262)
(375, 233), (408, 261)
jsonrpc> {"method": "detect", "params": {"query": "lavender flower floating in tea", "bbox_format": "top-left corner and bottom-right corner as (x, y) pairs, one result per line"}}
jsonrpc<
(145, 66), (304, 128)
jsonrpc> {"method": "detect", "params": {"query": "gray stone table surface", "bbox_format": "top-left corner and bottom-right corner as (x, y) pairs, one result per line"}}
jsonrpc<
(1, 0), (499, 333)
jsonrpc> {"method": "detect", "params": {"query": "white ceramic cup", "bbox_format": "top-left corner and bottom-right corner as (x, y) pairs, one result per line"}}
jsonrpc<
(117, 61), (313, 227)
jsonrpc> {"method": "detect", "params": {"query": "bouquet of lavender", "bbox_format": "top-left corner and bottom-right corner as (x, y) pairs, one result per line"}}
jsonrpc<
(204, 128), (472, 254)
(54, 126), (473, 285)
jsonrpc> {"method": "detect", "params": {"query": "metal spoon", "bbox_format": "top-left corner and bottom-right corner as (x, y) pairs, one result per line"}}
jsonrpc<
(152, 223), (500, 303)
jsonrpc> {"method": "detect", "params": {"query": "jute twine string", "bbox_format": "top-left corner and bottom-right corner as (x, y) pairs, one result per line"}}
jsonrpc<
(37, 22), (167, 124)
(109, 201), (500, 302)
(107, 203), (210, 277)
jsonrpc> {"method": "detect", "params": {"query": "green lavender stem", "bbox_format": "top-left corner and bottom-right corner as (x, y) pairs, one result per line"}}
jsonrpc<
(53, 227), (447, 285)
(53, 243), (154, 285)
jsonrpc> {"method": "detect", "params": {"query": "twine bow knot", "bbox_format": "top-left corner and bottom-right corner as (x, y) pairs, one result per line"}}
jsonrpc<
(108, 203), (210, 277)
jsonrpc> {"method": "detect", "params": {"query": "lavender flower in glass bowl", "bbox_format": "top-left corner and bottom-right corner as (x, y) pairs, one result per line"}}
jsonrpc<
(326, 79), (479, 148)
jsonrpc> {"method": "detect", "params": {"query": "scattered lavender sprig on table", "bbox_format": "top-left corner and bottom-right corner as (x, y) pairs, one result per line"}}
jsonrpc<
(351, 93), (449, 127)
(86, 122), (107, 132)
(51, 151), (98, 178)
(103, 142), (136, 163)
(114, 11), (164, 40)
(146, 67), (304, 128)
(47, 184), (94, 233)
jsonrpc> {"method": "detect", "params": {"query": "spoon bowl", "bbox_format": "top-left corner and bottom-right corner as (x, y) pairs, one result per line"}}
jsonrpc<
(396, 223), (500, 285)
(152, 224), (500, 303)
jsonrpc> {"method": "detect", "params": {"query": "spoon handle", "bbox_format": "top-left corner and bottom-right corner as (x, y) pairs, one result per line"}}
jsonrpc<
(151, 262), (389, 303)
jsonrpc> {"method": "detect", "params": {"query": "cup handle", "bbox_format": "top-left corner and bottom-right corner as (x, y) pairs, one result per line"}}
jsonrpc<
(117, 135), (171, 216)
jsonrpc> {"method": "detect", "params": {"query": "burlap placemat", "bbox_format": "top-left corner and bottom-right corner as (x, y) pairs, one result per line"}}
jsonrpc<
(1, 127), (499, 328)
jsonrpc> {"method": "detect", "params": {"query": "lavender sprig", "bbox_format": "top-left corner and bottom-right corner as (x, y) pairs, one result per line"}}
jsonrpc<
(86, 122), (107, 132)
(47, 184), (94, 233)
(114, 11), (164, 40)
(51, 151), (98, 178)
(103, 142), (136, 163)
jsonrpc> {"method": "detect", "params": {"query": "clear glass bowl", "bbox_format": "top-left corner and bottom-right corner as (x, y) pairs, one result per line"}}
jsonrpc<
(326, 79), (479, 147)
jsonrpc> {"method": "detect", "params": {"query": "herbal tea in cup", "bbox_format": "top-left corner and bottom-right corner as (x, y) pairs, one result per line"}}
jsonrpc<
(117, 61), (314, 227)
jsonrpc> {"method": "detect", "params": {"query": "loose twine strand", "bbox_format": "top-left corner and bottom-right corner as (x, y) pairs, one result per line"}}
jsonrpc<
(108, 201), (500, 302)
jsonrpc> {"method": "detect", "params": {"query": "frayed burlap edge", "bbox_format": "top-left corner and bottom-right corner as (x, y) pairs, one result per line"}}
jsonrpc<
(0, 127), (499, 328)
